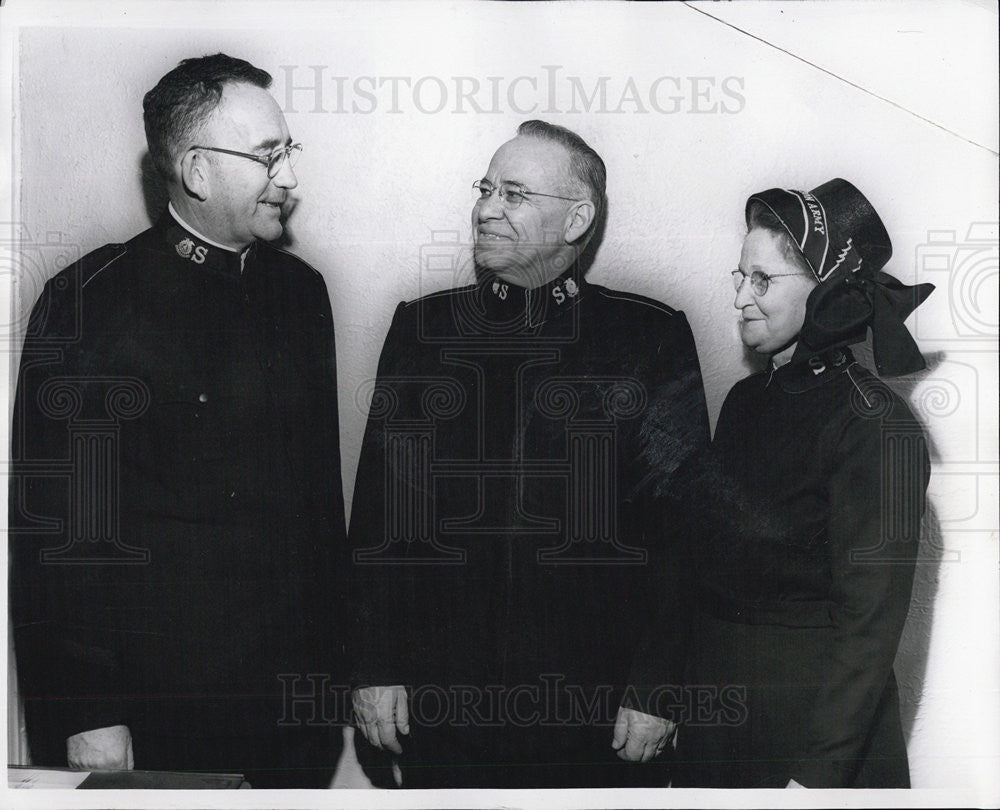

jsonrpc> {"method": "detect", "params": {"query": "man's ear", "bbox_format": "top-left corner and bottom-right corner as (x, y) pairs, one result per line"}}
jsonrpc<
(179, 149), (210, 202)
(564, 199), (596, 244)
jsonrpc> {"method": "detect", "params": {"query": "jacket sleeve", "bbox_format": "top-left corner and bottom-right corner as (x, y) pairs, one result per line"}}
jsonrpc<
(346, 302), (416, 687)
(309, 270), (351, 668)
(622, 310), (712, 717)
(9, 269), (128, 763)
(791, 396), (929, 787)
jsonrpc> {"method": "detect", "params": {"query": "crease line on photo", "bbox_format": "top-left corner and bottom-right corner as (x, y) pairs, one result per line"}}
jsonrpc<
(681, 1), (999, 157)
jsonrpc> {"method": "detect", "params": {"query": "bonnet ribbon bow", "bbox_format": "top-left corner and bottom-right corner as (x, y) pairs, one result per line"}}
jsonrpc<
(799, 272), (934, 376)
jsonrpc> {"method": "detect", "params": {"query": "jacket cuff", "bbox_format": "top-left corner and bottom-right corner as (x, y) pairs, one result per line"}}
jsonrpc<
(620, 682), (686, 722)
(61, 705), (129, 743)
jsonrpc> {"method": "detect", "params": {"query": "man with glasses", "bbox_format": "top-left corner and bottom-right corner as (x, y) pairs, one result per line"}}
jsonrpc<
(10, 54), (346, 787)
(349, 120), (710, 787)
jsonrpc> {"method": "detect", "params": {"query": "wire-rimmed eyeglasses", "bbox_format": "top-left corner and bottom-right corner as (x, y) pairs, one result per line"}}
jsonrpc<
(473, 180), (580, 210)
(731, 268), (803, 297)
(191, 143), (302, 178)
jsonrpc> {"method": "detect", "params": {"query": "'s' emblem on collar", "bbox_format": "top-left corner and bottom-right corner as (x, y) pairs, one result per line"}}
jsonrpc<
(175, 237), (207, 264)
(551, 277), (579, 305)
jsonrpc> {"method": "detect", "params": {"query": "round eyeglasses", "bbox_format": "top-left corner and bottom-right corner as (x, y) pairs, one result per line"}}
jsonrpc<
(191, 143), (302, 178)
(473, 180), (580, 210)
(731, 268), (803, 297)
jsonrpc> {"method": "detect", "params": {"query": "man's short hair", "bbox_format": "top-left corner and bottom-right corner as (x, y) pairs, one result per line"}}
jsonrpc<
(516, 120), (607, 237)
(143, 53), (272, 180)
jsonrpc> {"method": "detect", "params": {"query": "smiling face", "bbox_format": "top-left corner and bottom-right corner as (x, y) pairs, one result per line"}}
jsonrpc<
(471, 136), (589, 288)
(735, 228), (818, 357)
(193, 82), (297, 249)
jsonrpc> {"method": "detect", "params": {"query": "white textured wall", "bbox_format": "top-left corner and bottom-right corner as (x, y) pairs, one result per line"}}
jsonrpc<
(4, 0), (998, 799)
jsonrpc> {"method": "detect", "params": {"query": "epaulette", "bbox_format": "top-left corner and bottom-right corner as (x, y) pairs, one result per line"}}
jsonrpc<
(402, 282), (477, 309)
(592, 285), (679, 318)
(22, 243), (125, 343)
(258, 241), (325, 280)
(75, 243), (129, 290)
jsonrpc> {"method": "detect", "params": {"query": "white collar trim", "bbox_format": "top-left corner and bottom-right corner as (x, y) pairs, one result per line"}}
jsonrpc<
(168, 202), (243, 254)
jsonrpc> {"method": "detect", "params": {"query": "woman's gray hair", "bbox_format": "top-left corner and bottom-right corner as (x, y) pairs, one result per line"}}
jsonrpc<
(747, 202), (816, 278)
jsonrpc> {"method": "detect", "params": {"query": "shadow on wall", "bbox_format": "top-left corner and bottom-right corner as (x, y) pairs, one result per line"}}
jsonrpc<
(897, 500), (943, 743)
(140, 152), (169, 226)
(878, 345), (947, 746)
(138, 151), (300, 248)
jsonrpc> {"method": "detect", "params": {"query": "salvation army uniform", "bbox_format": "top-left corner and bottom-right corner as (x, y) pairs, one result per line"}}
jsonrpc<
(349, 268), (710, 788)
(675, 179), (933, 788)
(678, 350), (929, 788)
(9, 210), (348, 787)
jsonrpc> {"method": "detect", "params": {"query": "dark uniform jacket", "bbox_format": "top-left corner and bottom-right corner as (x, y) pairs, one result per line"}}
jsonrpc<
(676, 348), (929, 788)
(349, 268), (710, 767)
(9, 211), (348, 764)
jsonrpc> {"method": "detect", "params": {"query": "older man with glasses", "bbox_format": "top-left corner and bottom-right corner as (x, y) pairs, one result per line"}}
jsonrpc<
(10, 54), (348, 787)
(348, 120), (711, 788)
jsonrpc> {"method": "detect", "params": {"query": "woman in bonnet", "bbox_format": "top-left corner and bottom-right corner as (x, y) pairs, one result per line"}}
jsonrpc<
(676, 180), (934, 788)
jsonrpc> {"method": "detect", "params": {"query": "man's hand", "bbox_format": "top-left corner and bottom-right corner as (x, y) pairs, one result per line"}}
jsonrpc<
(611, 706), (675, 762)
(66, 725), (133, 770)
(352, 685), (409, 754)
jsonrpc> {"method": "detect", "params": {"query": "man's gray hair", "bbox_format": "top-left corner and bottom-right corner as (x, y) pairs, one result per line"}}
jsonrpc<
(517, 120), (607, 237)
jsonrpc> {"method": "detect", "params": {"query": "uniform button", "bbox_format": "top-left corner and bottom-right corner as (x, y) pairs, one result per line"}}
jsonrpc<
(198, 393), (209, 403)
